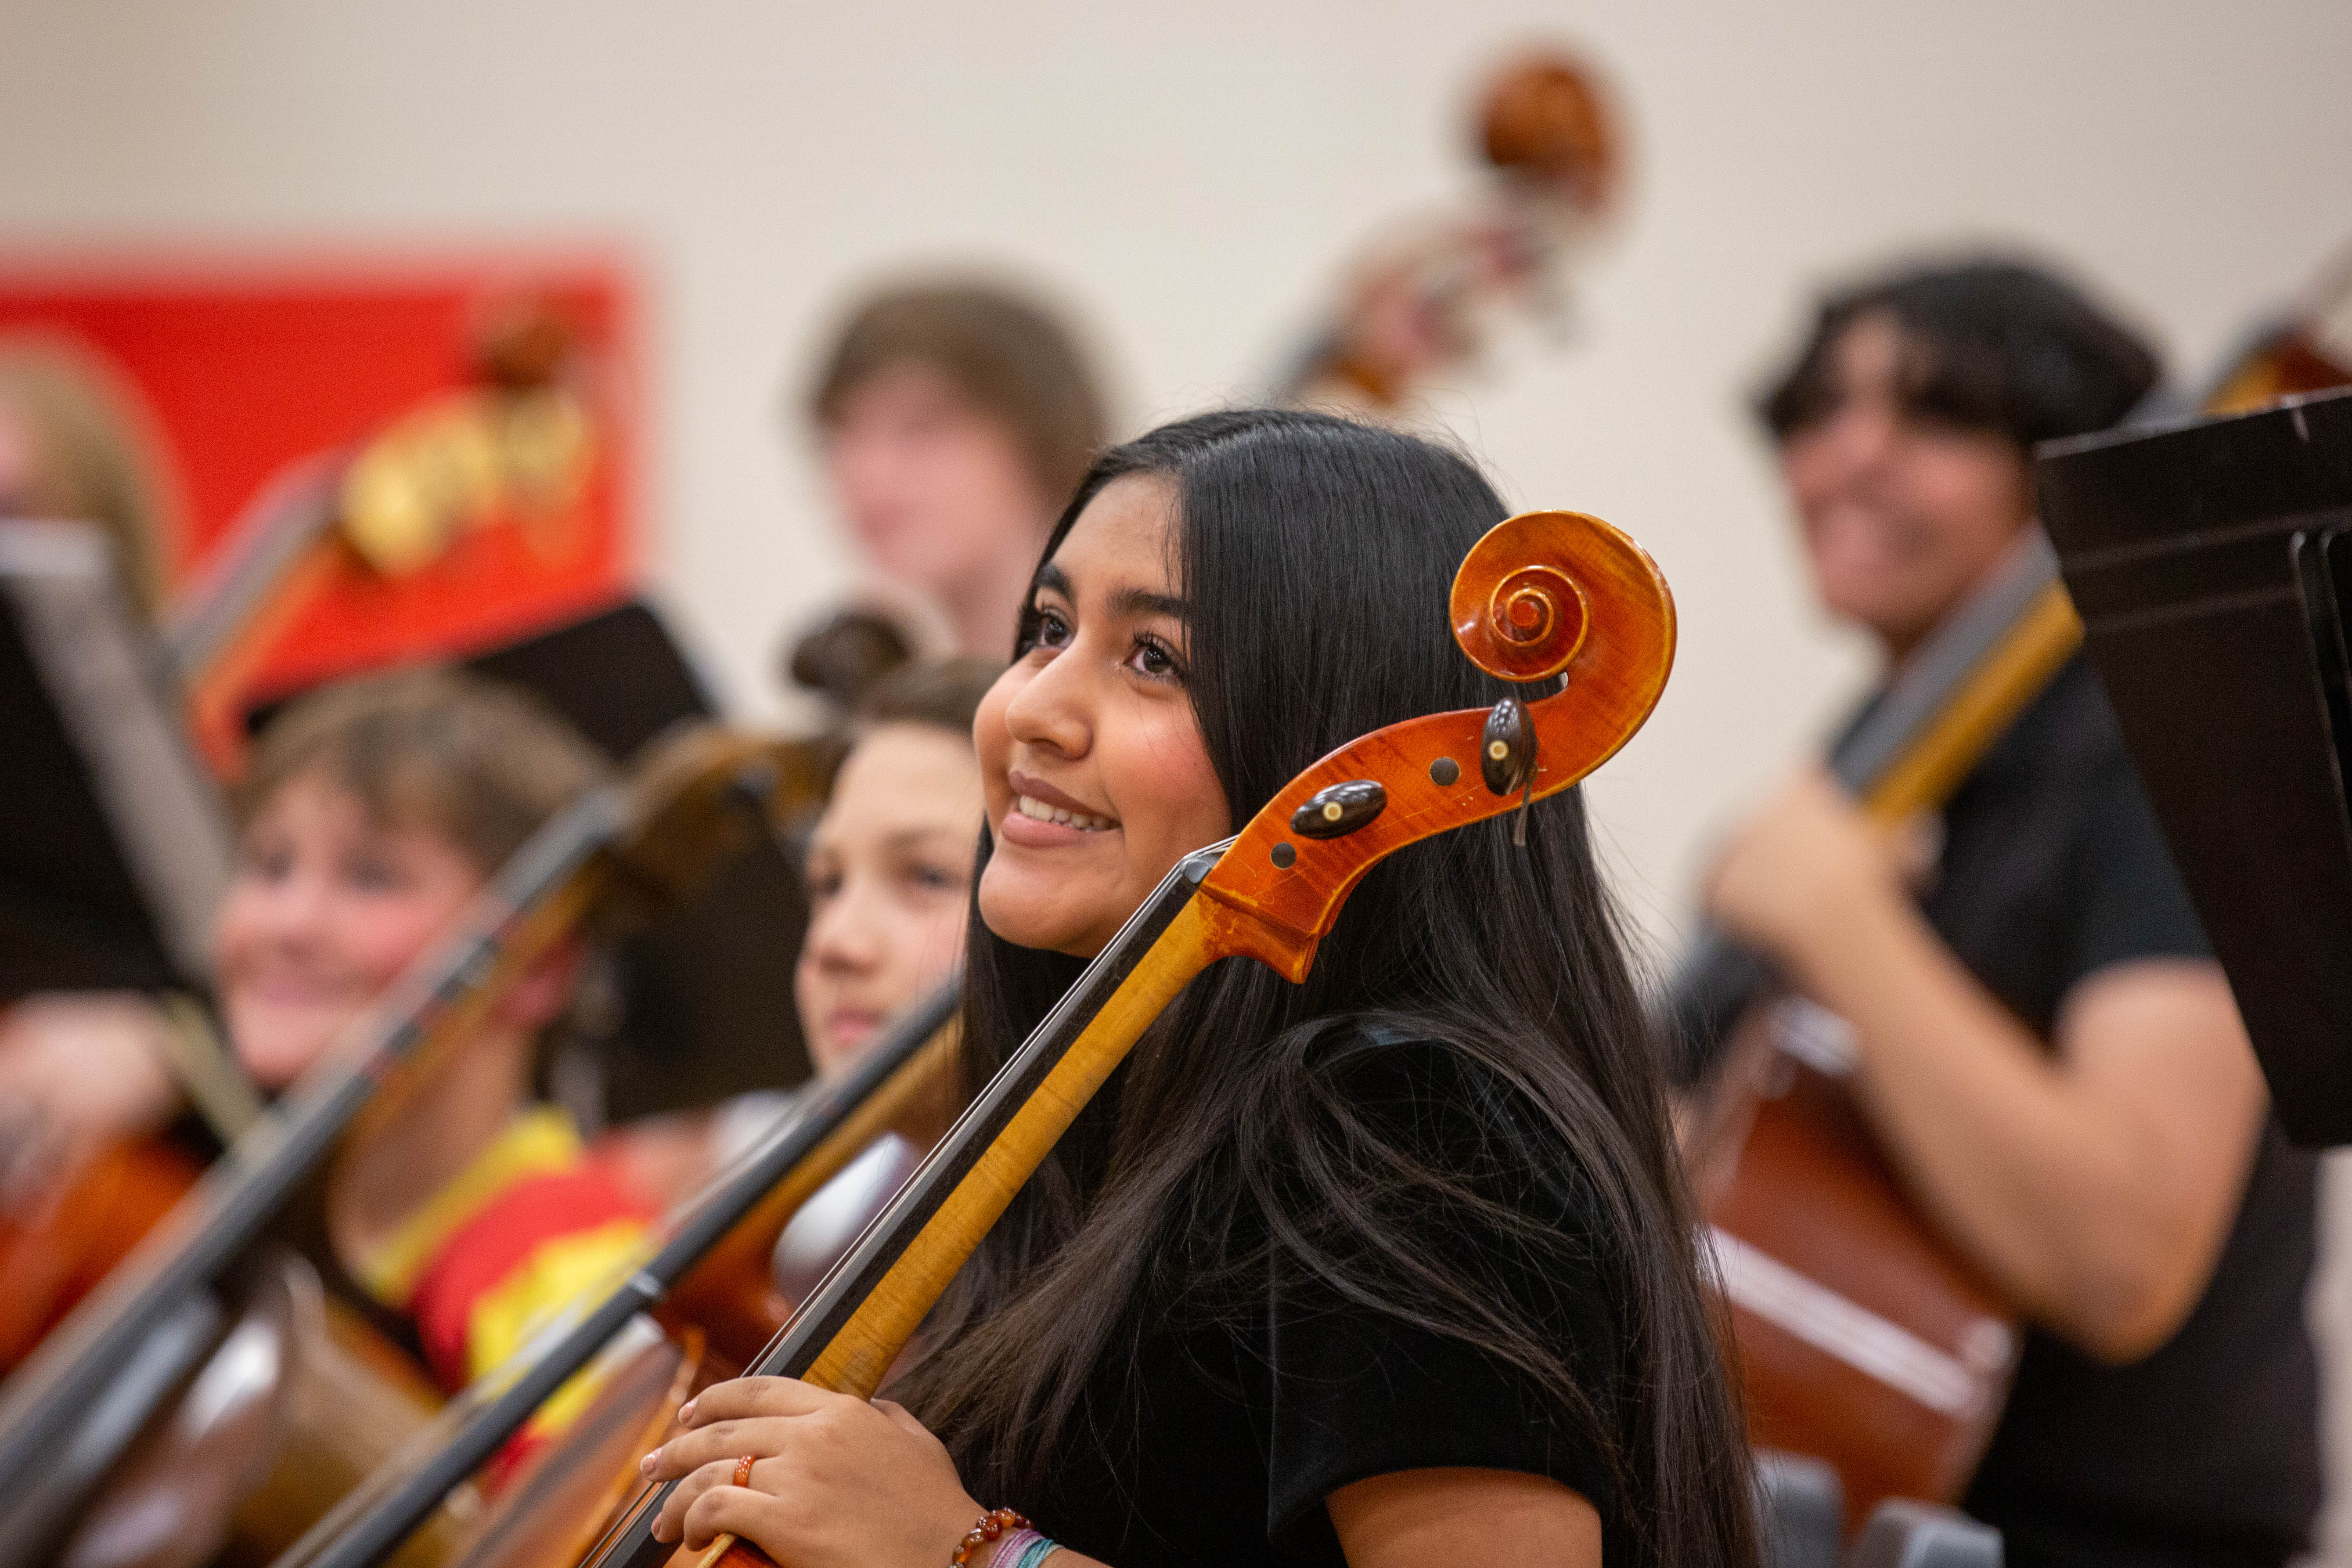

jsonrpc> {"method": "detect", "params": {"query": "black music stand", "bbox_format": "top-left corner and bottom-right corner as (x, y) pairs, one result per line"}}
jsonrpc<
(2039, 387), (2352, 1146)
(0, 523), (231, 999)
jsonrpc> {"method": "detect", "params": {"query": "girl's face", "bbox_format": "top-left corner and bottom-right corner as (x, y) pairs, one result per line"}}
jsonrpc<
(1779, 312), (2034, 656)
(794, 723), (984, 1074)
(974, 474), (1232, 958)
(216, 769), (483, 1089)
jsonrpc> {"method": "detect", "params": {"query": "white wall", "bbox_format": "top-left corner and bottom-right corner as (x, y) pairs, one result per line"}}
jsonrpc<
(3, 0), (2347, 955)
(6, 0), (2352, 1548)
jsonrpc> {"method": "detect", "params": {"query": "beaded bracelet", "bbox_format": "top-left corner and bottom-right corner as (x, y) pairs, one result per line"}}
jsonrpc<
(950, 1507), (1028, 1567)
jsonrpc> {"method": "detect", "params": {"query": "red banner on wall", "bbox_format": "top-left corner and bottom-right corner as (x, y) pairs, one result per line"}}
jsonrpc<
(0, 255), (642, 701)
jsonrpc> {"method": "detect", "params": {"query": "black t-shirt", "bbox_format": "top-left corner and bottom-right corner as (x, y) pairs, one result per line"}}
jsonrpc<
(1005, 1031), (1635, 1567)
(1900, 656), (2320, 1567)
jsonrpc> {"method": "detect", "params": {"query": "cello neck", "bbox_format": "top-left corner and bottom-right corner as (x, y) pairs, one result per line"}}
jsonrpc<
(1659, 532), (2082, 1084)
(1827, 531), (2082, 822)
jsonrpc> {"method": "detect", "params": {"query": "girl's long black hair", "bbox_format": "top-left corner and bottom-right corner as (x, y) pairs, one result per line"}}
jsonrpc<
(897, 409), (1756, 1567)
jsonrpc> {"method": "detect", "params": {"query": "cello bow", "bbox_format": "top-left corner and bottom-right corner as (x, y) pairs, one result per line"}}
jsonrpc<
(577, 506), (1676, 1568)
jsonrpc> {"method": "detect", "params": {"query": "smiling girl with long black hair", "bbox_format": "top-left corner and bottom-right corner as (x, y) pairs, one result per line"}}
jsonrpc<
(641, 409), (1757, 1568)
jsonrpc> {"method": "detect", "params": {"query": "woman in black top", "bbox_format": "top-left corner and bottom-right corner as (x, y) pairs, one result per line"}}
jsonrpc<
(641, 410), (1758, 1568)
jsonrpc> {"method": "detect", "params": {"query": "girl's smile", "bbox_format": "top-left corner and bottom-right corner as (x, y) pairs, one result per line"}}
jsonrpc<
(973, 474), (1231, 958)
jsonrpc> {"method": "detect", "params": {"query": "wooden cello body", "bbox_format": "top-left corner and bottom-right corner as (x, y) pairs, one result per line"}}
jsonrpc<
(1685, 1001), (2017, 1518)
(60, 1251), (450, 1568)
(1668, 537), (2075, 1526)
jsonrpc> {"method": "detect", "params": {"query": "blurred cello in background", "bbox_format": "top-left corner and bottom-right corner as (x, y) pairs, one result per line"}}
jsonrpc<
(2203, 238), (2352, 414)
(1278, 47), (1625, 411)
(1667, 237), (2352, 1532)
(0, 723), (823, 1568)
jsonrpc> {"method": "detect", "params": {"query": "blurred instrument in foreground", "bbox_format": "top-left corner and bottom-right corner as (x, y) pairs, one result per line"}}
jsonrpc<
(1278, 47), (1624, 410)
(1666, 245), (2352, 1530)
(271, 987), (961, 1568)
(0, 521), (257, 1372)
(0, 724), (816, 1568)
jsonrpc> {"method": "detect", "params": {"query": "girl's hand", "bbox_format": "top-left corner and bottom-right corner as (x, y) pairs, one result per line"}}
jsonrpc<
(639, 1377), (985, 1565)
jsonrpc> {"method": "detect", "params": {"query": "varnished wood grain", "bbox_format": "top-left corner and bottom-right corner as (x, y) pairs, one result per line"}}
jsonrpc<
(800, 908), (1215, 1400)
(1199, 509), (1675, 979)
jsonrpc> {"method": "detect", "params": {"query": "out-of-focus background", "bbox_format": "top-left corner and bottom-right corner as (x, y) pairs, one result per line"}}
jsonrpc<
(6, 0), (2352, 1544)
(6, 0), (2343, 947)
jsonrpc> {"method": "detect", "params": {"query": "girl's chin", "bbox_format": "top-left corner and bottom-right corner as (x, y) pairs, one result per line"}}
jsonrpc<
(976, 883), (1109, 959)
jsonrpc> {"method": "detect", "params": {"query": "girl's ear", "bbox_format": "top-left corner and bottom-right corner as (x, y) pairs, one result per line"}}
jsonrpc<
(496, 937), (585, 1034)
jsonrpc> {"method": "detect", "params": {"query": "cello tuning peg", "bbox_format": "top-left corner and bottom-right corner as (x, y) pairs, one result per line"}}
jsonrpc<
(1480, 695), (1539, 847)
(1480, 695), (1537, 796)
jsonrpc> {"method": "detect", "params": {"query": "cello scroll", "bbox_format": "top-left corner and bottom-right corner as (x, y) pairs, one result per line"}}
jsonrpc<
(1194, 508), (1673, 980)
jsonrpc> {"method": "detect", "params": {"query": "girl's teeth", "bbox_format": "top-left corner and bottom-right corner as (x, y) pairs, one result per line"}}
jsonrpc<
(1017, 794), (1109, 831)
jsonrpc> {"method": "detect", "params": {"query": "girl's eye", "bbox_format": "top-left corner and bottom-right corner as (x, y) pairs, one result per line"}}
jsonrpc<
(241, 841), (293, 882)
(807, 871), (844, 902)
(346, 854), (409, 894)
(1125, 635), (1183, 682)
(1028, 607), (1073, 652)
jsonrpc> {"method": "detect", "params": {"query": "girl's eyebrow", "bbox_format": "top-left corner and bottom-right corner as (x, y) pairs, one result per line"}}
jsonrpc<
(1108, 586), (1189, 620)
(1033, 561), (1188, 620)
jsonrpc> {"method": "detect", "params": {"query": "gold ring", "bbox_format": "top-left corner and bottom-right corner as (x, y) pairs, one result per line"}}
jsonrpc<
(732, 1455), (756, 1489)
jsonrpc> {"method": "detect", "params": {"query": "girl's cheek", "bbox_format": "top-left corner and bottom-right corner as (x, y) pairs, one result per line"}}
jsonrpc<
(358, 905), (457, 987)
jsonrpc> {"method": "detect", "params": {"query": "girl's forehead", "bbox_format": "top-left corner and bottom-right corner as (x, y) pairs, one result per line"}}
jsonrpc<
(1045, 474), (1179, 595)
(248, 764), (444, 850)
